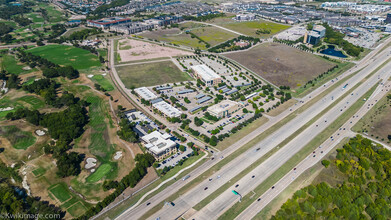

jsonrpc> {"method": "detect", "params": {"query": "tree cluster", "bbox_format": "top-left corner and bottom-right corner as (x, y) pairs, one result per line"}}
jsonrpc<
(182, 13), (225, 22)
(323, 23), (363, 57)
(273, 135), (391, 219)
(208, 36), (260, 53)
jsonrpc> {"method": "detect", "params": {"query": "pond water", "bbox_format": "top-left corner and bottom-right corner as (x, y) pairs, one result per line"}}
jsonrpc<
(320, 45), (347, 58)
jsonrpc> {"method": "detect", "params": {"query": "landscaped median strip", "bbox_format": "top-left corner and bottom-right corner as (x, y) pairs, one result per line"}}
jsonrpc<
(217, 83), (379, 220)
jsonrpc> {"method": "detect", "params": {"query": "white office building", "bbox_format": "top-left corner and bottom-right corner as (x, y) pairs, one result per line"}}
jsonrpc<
(134, 87), (158, 100)
(141, 131), (177, 160)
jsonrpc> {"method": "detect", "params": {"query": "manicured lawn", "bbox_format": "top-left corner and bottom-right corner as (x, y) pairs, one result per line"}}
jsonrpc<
(0, 54), (36, 75)
(32, 167), (46, 177)
(0, 126), (36, 150)
(27, 13), (45, 23)
(92, 75), (114, 91)
(17, 95), (45, 109)
(28, 45), (102, 70)
(67, 202), (88, 217)
(220, 20), (290, 38)
(116, 61), (193, 88)
(49, 183), (72, 203)
(86, 163), (112, 183)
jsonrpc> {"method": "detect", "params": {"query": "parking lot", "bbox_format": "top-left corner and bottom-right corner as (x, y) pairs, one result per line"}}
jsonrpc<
(159, 147), (194, 168)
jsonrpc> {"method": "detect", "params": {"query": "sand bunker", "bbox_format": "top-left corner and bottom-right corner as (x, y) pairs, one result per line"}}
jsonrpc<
(85, 158), (97, 169)
(35, 130), (45, 136)
(117, 39), (192, 62)
(113, 151), (123, 160)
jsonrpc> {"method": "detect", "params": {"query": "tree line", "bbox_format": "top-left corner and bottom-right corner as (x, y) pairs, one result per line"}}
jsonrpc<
(273, 135), (391, 219)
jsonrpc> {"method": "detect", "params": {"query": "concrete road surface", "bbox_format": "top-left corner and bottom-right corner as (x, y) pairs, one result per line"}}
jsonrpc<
(113, 37), (391, 220)
(236, 80), (391, 220)
(150, 49), (391, 220)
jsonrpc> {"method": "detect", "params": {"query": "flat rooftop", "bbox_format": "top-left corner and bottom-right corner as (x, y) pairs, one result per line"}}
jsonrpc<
(134, 87), (158, 101)
(208, 100), (239, 114)
(153, 100), (182, 117)
(191, 64), (221, 81)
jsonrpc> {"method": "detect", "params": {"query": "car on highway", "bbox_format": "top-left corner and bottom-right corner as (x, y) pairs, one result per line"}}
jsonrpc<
(252, 175), (255, 178)
(272, 186), (275, 189)
(204, 187), (208, 190)
(146, 202), (151, 206)
(183, 175), (190, 181)
(257, 198), (261, 201)
(235, 184), (239, 188)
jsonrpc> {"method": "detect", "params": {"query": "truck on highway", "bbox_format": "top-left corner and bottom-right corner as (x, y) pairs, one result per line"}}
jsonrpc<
(183, 175), (190, 181)
(342, 83), (348, 90)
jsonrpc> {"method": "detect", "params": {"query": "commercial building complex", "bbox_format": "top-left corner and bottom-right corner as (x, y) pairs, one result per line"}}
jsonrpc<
(134, 87), (158, 101)
(191, 65), (222, 86)
(141, 131), (177, 160)
(152, 100), (182, 118)
(207, 100), (241, 118)
(87, 17), (132, 28)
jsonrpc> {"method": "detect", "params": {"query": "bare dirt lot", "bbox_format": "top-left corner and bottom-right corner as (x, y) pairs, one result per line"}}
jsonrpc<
(117, 38), (192, 62)
(224, 43), (335, 88)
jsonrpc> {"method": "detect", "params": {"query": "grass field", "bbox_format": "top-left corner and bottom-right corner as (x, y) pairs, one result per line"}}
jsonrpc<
(32, 167), (46, 177)
(86, 163), (112, 183)
(140, 24), (239, 49)
(67, 202), (88, 217)
(189, 25), (238, 46)
(116, 61), (193, 88)
(0, 126), (36, 150)
(17, 95), (45, 109)
(220, 20), (289, 38)
(224, 43), (335, 89)
(140, 28), (207, 49)
(91, 75), (114, 91)
(0, 54), (36, 75)
(49, 183), (72, 203)
(28, 45), (101, 70)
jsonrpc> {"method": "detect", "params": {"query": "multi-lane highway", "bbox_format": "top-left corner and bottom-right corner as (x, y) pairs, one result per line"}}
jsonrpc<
(149, 45), (391, 220)
(113, 37), (391, 220)
(237, 79), (391, 220)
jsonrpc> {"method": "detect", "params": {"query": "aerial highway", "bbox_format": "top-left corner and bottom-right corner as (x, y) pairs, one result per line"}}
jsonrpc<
(114, 37), (391, 220)
(236, 79), (391, 220)
(149, 46), (391, 220)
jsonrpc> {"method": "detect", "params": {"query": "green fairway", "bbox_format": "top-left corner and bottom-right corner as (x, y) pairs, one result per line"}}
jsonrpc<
(0, 126), (36, 150)
(0, 54), (36, 75)
(28, 45), (102, 70)
(32, 167), (46, 177)
(116, 61), (193, 88)
(17, 96), (45, 109)
(49, 183), (72, 202)
(86, 163), (112, 183)
(92, 75), (114, 91)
